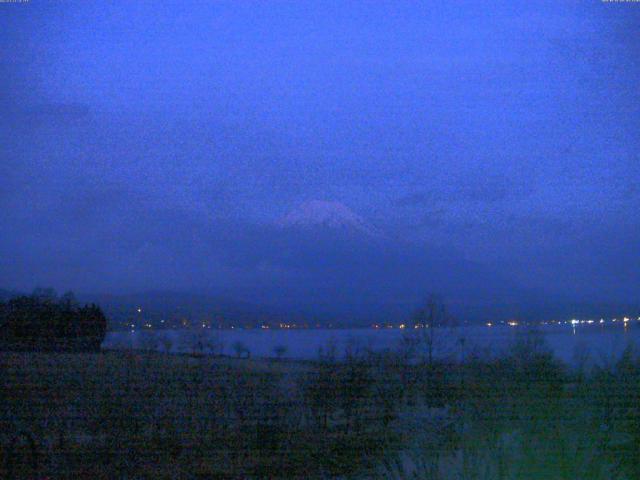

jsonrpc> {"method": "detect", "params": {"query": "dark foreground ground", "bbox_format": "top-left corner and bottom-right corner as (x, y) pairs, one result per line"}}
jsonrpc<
(1, 335), (640, 479)
(0, 350), (401, 479)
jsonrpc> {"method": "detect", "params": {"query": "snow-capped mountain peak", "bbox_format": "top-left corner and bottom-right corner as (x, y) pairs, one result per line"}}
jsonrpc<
(277, 200), (381, 238)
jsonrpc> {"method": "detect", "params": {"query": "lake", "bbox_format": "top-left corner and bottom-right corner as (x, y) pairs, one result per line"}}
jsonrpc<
(103, 320), (640, 366)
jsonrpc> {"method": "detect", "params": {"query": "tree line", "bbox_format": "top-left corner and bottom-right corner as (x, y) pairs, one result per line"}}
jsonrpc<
(0, 288), (107, 352)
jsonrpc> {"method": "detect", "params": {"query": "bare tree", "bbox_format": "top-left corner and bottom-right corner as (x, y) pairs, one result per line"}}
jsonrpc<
(232, 340), (250, 359)
(300, 354), (339, 431)
(208, 329), (225, 356)
(413, 294), (451, 365)
(160, 334), (173, 354)
(273, 344), (287, 360)
(139, 333), (159, 352)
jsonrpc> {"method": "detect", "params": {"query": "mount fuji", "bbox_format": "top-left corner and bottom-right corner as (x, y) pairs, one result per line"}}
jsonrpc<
(277, 200), (382, 239)
(190, 199), (544, 323)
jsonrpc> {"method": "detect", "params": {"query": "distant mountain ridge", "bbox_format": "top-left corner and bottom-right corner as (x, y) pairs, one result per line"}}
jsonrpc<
(1, 287), (638, 327)
(1, 203), (636, 327)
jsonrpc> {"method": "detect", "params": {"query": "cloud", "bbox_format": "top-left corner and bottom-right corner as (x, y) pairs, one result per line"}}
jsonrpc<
(459, 176), (532, 203)
(396, 192), (436, 207)
(28, 102), (91, 121)
(1, 101), (91, 127)
(397, 173), (533, 209)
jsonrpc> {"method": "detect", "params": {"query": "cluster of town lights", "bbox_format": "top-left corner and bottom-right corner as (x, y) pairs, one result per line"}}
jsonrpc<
(127, 304), (640, 332)
(369, 316), (640, 331)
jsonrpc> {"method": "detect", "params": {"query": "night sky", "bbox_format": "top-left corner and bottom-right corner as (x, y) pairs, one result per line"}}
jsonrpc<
(1, 1), (639, 320)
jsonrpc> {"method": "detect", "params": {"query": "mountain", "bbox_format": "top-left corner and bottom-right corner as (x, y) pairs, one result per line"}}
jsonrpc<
(259, 201), (535, 321)
(277, 200), (382, 239)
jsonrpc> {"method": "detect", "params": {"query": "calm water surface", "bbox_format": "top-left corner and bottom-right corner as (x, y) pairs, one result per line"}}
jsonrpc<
(104, 321), (640, 366)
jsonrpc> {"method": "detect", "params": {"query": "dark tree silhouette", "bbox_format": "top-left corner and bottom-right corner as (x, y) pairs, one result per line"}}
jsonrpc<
(273, 344), (287, 360)
(232, 340), (250, 359)
(413, 294), (453, 365)
(0, 290), (107, 352)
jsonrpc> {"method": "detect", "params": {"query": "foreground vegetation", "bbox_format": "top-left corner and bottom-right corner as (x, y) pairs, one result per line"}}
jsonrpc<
(375, 335), (640, 480)
(1, 330), (639, 479)
(0, 349), (401, 478)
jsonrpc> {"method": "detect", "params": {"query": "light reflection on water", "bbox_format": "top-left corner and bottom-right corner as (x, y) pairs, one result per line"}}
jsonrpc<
(103, 322), (640, 366)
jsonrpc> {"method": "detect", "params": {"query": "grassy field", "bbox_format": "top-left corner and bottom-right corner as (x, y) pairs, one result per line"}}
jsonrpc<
(0, 350), (400, 479)
(2, 336), (640, 479)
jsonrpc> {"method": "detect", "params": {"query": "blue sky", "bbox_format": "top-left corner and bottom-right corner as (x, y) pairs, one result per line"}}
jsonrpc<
(1, 1), (639, 317)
